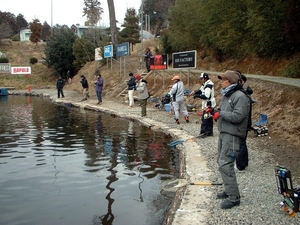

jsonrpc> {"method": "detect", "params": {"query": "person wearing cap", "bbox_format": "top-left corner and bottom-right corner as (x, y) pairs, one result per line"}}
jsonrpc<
(135, 74), (149, 117)
(168, 75), (189, 124)
(190, 72), (216, 137)
(80, 75), (89, 101)
(214, 70), (250, 209)
(127, 72), (136, 108)
(94, 74), (104, 105)
(190, 72), (216, 110)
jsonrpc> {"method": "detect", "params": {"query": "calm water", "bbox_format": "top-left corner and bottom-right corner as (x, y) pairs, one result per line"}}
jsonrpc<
(0, 95), (179, 225)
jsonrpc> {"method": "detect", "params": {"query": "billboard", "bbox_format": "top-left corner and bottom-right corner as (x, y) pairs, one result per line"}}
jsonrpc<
(172, 50), (197, 69)
(150, 54), (168, 70)
(104, 45), (113, 58)
(11, 66), (31, 74)
(116, 42), (129, 57)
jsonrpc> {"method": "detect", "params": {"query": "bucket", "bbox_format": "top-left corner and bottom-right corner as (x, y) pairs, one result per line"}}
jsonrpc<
(0, 88), (8, 96)
(165, 103), (171, 112)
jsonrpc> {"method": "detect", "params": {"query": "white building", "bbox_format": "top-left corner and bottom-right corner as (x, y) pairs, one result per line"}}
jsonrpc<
(20, 28), (31, 41)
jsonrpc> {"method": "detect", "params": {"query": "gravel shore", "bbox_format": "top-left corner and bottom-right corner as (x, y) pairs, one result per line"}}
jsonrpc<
(9, 89), (300, 225)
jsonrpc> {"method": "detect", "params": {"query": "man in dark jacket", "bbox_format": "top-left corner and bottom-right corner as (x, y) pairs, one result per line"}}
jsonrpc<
(56, 76), (65, 98)
(127, 72), (136, 108)
(80, 75), (89, 101)
(214, 70), (250, 209)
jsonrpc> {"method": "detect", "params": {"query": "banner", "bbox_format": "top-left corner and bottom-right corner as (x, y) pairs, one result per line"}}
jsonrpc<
(11, 66), (31, 74)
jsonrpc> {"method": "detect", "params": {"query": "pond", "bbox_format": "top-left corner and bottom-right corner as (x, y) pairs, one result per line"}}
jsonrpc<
(0, 95), (179, 225)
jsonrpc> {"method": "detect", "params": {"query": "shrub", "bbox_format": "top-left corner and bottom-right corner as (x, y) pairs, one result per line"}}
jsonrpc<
(281, 60), (300, 78)
(30, 57), (38, 64)
(0, 57), (9, 63)
(11, 34), (20, 41)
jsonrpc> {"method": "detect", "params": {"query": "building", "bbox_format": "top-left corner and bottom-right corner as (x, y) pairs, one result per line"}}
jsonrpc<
(20, 28), (31, 42)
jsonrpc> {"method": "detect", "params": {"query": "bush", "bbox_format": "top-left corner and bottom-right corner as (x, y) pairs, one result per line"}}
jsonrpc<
(281, 60), (300, 78)
(11, 34), (20, 41)
(30, 57), (38, 64)
(0, 57), (9, 63)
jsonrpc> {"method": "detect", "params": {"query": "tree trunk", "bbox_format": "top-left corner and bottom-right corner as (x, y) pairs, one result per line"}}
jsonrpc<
(107, 0), (118, 48)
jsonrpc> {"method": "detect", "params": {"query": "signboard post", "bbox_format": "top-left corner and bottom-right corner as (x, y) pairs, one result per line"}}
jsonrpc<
(104, 45), (113, 70)
(116, 42), (130, 76)
(172, 50), (197, 69)
(11, 66), (32, 92)
(116, 42), (129, 57)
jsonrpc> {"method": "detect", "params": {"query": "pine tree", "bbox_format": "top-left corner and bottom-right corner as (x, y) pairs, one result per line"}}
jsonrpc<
(119, 8), (140, 51)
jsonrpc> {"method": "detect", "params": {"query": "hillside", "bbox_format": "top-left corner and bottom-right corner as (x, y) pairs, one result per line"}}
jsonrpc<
(1, 39), (300, 174)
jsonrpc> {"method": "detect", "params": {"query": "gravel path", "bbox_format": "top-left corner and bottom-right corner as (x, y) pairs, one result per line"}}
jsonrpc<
(9, 89), (300, 225)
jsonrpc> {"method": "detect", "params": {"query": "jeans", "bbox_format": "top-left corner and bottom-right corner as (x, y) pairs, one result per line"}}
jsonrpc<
(96, 91), (102, 102)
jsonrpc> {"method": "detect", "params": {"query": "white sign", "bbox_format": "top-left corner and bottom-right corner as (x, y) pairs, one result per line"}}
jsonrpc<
(95, 47), (103, 61)
(11, 66), (32, 74)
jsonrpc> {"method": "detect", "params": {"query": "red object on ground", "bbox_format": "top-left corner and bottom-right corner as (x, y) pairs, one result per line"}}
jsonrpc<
(27, 85), (31, 92)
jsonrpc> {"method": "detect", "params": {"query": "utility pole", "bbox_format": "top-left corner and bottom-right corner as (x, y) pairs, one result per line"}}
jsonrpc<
(140, 0), (144, 70)
(51, 0), (53, 34)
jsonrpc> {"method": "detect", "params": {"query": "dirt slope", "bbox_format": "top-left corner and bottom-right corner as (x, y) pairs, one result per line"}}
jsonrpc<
(1, 39), (300, 174)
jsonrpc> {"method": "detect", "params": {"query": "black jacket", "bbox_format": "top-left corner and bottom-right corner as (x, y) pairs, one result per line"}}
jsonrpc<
(80, 77), (89, 88)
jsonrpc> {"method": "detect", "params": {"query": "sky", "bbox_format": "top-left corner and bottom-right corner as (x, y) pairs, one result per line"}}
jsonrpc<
(0, 0), (141, 27)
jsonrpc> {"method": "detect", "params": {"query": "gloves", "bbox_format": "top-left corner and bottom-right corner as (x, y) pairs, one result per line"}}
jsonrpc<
(213, 111), (220, 121)
(206, 107), (213, 113)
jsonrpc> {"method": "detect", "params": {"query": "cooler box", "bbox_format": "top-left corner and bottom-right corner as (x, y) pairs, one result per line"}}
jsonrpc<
(165, 104), (172, 112)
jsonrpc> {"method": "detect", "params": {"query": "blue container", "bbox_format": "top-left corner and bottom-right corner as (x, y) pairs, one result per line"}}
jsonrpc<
(0, 88), (8, 96)
(165, 103), (172, 112)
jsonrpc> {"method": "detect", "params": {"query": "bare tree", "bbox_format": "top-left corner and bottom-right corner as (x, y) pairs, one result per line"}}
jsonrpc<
(29, 19), (42, 46)
(107, 0), (118, 47)
(83, 0), (103, 26)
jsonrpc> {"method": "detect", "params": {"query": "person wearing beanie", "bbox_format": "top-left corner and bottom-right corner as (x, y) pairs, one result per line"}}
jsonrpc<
(214, 70), (250, 209)
(127, 72), (136, 108)
(135, 74), (149, 117)
(94, 74), (104, 105)
(168, 75), (189, 124)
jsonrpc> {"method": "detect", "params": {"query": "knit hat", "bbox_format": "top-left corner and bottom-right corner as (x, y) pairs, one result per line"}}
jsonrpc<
(129, 72), (134, 76)
(136, 74), (142, 80)
(218, 70), (240, 84)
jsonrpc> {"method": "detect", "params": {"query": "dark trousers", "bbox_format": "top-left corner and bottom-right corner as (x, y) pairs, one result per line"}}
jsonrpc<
(200, 114), (213, 136)
(236, 131), (249, 170)
(57, 88), (64, 98)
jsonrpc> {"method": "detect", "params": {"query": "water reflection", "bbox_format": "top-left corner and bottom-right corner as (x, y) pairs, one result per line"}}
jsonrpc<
(0, 96), (179, 225)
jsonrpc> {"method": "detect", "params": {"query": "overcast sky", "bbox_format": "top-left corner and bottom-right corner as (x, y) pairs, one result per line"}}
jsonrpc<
(0, 0), (141, 27)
